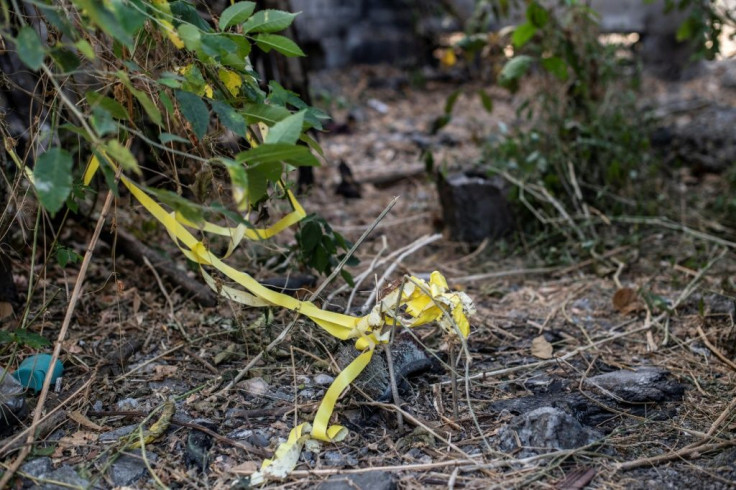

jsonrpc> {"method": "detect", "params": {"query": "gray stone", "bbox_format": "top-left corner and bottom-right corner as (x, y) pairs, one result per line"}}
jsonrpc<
(437, 172), (513, 244)
(498, 407), (603, 458)
(660, 105), (736, 173)
(41, 464), (89, 490)
(704, 293), (735, 318)
(20, 457), (53, 480)
(99, 424), (138, 442)
(584, 367), (684, 403)
(314, 374), (335, 386)
(318, 470), (397, 490)
(115, 397), (139, 411)
(109, 449), (158, 487)
(322, 450), (359, 467)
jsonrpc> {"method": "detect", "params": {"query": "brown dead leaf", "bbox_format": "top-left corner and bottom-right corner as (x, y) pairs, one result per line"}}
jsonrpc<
(152, 364), (178, 381)
(230, 461), (259, 474)
(52, 431), (98, 458)
(68, 410), (107, 431)
(612, 287), (642, 314)
(0, 302), (13, 320)
(531, 335), (554, 359)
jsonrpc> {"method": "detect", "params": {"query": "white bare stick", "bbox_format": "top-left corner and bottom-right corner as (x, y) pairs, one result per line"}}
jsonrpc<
(359, 233), (442, 314)
(342, 235), (388, 313)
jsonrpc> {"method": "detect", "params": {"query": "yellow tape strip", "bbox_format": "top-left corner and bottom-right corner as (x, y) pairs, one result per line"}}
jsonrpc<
(84, 149), (474, 485)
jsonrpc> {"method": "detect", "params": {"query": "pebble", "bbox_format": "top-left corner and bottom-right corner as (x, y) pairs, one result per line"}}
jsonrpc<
(313, 374), (335, 386)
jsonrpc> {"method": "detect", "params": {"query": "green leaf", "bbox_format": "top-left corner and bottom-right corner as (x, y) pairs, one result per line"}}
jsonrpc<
(159, 132), (190, 144)
(237, 143), (318, 167)
(541, 56), (569, 81)
(36, 3), (75, 39)
(104, 139), (140, 174)
(245, 166), (268, 203)
(50, 47), (80, 72)
(477, 89), (493, 113)
(299, 220), (321, 253)
(444, 89), (461, 115)
(676, 17), (696, 41)
(211, 100), (247, 136)
(340, 269), (355, 287)
(241, 10), (298, 34)
(12, 329), (51, 349)
(499, 55), (534, 91)
(85, 91), (128, 119)
(159, 90), (175, 115)
(265, 110), (305, 144)
(177, 23), (202, 51)
(218, 157), (248, 192)
(109, 0), (146, 39)
(170, 1), (212, 31)
(210, 100), (247, 137)
(201, 34), (238, 60)
(431, 114), (451, 134)
(55, 245), (82, 268)
(254, 33), (304, 57)
(219, 1), (257, 29)
(301, 133), (324, 157)
(71, 0), (135, 47)
(221, 35), (252, 69)
(75, 39), (95, 60)
(91, 107), (117, 137)
(16, 26), (45, 70)
(242, 103), (291, 125)
(175, 91), (209, 140)
(33, 148), (73, 215)
(512, 22), (537, 48)
(526, 2), (549, 28)
(158, 72), (184, 89)
(116, 71), (162, 126)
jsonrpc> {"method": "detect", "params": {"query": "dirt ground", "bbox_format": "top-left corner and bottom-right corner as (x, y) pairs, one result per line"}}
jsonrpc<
(1, 62), (735, 489)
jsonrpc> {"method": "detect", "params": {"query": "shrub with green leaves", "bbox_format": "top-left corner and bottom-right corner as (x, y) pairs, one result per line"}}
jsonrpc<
(440, 0), (658, 244)
(1, 0), (348, 287)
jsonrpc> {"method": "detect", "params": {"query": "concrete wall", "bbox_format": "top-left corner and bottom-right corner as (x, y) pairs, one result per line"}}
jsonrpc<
(291, 0), (701, 75)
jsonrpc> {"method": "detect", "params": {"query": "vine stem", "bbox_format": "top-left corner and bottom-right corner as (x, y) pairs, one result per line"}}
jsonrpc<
(0, 179), (118, 487)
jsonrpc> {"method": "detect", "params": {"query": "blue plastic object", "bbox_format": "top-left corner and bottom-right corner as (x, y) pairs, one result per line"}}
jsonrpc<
(13, 354), (64, 393)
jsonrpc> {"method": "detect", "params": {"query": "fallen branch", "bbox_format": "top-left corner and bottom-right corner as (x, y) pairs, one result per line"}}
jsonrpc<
(100, 226), (217, 307)
(616, 440), (736, 471)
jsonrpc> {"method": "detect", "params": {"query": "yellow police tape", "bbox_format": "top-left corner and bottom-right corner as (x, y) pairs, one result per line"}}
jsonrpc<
(81, 148), (474, 483)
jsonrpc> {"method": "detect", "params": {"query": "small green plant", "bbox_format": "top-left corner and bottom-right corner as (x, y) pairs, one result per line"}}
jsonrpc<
(0, 0), (350, 312)
(441, 0), (660, 247)
(294, 214), (358, 285)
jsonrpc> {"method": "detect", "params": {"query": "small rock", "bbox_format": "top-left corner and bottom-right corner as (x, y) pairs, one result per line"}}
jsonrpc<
(20, 457), (53, 481)
(318, 470), (396, 490)
(437, 172), (513, 244)
(721, 61), (736, 89)
(322, 450), (358, 467)
(239, 377), (269, 396)
(116, 397), (139, 411)
(367, 98), (389, 114)
(704, 293), (735, 318)
(186, 419), (216, 472)
(109, 449), (158, 487)
(99, 424), (138, 442)
(498, 407), (602, 458)
(314, 374), (335, 386)
(584, 367), (684, 403)
(227, 428), (271, 448)
(298, 388), (321, 399)
(41, 464), (89, 490)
